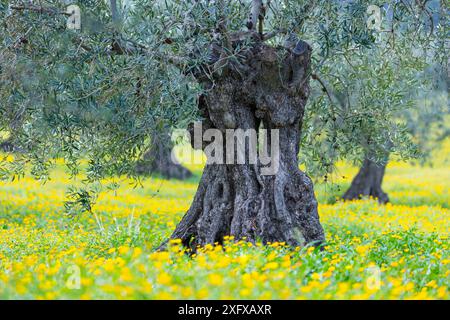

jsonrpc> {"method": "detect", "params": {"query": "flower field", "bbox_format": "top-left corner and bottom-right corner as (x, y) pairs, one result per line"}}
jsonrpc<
(0, 143), (448, 300)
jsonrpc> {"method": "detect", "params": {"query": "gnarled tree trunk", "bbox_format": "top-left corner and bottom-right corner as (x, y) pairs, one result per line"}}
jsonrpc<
(160, 33), (325, 250)
(342, 156), (389, 204)
(136, 130), (192, 180)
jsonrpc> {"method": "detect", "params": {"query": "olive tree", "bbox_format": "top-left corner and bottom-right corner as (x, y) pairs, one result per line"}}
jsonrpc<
(338, 2), (448, 203)
(0, 0), (443, 250)
(342, 70), (448, 204)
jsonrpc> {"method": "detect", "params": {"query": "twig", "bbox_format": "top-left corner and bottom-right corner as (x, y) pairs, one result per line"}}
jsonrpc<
(263, 28), (286, 41)
(10, 4), (70, 16)
(247, 0), (263, 31)
(311, 73), (334, 105)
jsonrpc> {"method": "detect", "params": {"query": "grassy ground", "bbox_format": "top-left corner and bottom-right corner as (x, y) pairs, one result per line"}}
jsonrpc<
(0, 141), (448, 299)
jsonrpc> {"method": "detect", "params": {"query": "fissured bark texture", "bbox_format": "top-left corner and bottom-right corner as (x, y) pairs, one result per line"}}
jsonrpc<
(160, 33), (325, 250)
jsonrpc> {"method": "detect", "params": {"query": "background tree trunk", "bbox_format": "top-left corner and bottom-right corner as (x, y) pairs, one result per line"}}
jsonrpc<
(0, 137), (15, 152)
(342, 156), (389, 204)
(160, 35), (326, 251)
(136, 130), (192, 180)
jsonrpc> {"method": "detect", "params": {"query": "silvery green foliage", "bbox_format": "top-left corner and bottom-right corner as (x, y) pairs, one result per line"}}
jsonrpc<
(277, 0), (448, 178)
(0, 1), (446, 187)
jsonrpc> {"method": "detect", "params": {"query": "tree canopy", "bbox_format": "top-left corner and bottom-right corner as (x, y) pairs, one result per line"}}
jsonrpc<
(0, 0), (447, 210)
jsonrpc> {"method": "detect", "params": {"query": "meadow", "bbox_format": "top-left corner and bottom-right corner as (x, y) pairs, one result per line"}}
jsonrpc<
(0, 142), (448, 300)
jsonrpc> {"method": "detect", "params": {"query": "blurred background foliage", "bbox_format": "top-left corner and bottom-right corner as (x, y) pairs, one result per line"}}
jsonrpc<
(0, 0), (447, 202)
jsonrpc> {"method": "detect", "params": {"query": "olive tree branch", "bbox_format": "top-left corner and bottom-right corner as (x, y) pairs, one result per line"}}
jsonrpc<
(9, 3), (71, 16)
(9, 2), (187, 69)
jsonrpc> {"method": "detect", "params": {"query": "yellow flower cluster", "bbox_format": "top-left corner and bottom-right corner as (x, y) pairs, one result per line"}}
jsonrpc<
(0, 142), (448, 299)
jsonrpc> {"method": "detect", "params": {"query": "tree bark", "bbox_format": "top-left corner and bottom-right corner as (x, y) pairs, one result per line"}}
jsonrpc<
(342, 156), (389, 204)
(0, 135), (22, 153)
(135, 130), (192, 180)
(0, 137), (14, 152)
(159, 34), (325, 250)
